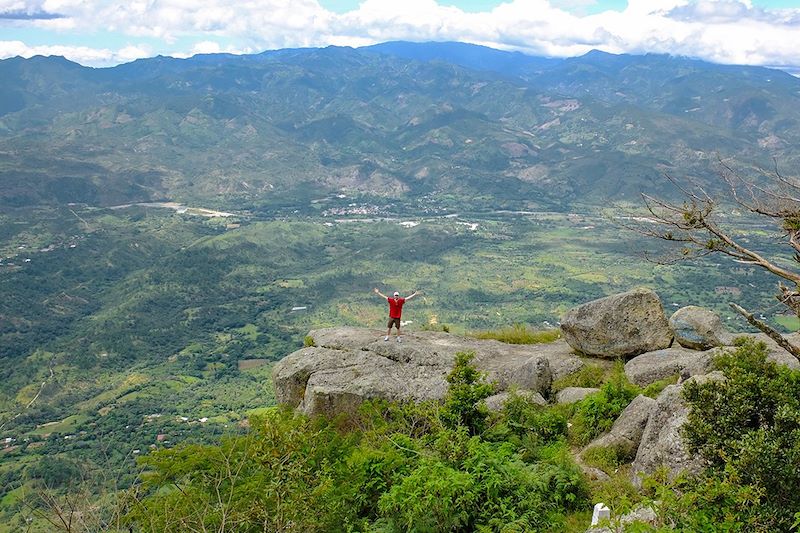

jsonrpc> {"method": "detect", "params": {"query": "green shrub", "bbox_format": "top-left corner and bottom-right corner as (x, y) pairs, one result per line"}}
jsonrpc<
(473, 324), (561, 345)
(303, 335), (316, 347)
(441, 351), (494, 435)
(675, 338), (800, 531)
(378, 459), (477, 532)
(492, 390), (568, 444)
(569, 368), (638, 446)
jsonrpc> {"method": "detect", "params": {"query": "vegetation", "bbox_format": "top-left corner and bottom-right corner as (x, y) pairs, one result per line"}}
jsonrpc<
(568, 364), (639, 446)
(127, 353), (588, 532)
(473, 324), (561, 344)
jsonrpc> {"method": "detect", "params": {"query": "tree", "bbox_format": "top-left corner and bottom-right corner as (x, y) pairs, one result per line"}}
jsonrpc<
(629, 158), (800, 359)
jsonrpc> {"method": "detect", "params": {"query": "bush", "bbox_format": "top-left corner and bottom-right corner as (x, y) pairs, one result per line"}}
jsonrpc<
(581, 444), (634, 475)
(130, 353), (591, 532)
(489, 390), (568, 445)
(675, 338), (800, 531)
(569, 367), (638, 446)
(441, 351), (494, 435)
(303, 335), (316, 347)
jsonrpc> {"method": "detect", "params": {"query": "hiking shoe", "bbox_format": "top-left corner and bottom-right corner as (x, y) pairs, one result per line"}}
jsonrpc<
(384, 336), (389, 341)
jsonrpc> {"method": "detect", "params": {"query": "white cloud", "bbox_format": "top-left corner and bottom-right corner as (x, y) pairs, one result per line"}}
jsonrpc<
(0, 40), (156, 65)
(0, 0), (799, 69)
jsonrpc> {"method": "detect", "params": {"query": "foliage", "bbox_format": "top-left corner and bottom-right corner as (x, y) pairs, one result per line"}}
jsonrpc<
(303, 335), (316, 347)
(569, 364), (639, 446)
(581, 444), (634, 475)
(551, 363), (606, 391)
(129, 406), (361, 532)
(673, 338), (800, 531)
(641, 374), (679, 398)
(473, 325), (561, 345)
(441, 351), (495, 435)
(128, 354), (589, 532)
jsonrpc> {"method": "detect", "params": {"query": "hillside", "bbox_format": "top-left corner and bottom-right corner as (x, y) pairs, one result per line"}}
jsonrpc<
(1, 43), (799, 210)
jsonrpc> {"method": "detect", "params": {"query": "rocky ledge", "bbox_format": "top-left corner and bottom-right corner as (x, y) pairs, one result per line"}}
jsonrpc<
(273, 288), (800, 484)
(272, 327), (583, 418)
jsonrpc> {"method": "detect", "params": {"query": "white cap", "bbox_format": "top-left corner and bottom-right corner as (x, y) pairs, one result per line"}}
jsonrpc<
(393, 291), (400, 296)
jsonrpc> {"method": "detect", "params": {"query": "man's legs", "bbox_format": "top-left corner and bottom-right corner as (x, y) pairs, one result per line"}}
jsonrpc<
(396, 323), (401, 342)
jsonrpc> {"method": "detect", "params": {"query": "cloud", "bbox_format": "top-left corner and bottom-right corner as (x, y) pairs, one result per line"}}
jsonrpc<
(0, 40), (156, 65)
(0, 9), (63, 19)
(0, 0), (799, 70)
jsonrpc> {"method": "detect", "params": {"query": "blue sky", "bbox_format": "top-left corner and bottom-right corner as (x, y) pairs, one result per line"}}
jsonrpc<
(1, 0), (800, 69)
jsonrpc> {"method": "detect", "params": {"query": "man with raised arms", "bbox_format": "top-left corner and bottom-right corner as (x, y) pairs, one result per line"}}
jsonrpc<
(373, 288), (420, 342)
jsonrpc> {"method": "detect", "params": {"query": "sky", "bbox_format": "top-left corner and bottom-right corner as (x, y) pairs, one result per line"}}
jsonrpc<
(1, 0), (800, 70)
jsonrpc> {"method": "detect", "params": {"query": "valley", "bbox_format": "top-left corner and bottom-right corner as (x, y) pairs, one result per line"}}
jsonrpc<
(2, 40), (800, 530)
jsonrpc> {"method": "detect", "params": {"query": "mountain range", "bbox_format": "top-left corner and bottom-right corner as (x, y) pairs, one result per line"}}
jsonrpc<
(2, 41), (799, 210)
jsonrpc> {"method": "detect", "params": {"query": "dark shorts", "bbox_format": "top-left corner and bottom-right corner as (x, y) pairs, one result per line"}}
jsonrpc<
(387, 317), (401, 329)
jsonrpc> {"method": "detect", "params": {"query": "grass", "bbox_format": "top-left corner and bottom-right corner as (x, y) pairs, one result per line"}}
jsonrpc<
(29, 414), (89, 436)
(472, 324), (561, 344)
(774, 314), (799, 332)
(582, 444), (636, 475)
(552, 362), (609, 392)
(641, 374), (679, 398)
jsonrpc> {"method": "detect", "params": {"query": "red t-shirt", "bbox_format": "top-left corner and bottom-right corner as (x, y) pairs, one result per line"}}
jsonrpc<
(387, 297), (405, 318)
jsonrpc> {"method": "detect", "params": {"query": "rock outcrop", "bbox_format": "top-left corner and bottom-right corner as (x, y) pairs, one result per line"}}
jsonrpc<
(273, 327), (583, 417)
(485, 390), (547, 412)
(556, 387), (599, 404)
(624, 347), (714, 387)
(560, 288), (673, 358)
(630, 373), (723, 484)
(583, 395), (656, 459)
(669, 306), (727, 350)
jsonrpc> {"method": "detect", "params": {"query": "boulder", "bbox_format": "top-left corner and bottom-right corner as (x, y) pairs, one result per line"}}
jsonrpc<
(630, 373), (724, 485)
(669, 306), (726, 350)
(587, 505), (658, 533)
(624, 348), (714, 387)
(273, 328), (565, 418)
(524, 339), (585, 382)
(485, 390), (547, 412)
(556, 387), (599, 404)
(560, 288), (673, 358)
(583, 395), (656, 459)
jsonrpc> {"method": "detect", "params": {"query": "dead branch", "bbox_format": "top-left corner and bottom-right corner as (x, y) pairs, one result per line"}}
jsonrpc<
(729, 302), (800, 360)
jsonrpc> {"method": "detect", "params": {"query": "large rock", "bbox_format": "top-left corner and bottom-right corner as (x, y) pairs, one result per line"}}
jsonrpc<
(669, 306), (726, 350)
(560, 288), (673, 358)
(583, 395), (656, 459)
(485, 390), (547, 412)
(624, 347), (714, 387)
(273, 327), (578, 418)
(556, 387), (599, 404)
(630, 373), (723, 485)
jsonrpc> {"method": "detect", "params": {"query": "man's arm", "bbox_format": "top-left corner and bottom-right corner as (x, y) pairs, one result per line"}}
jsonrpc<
(374, 288), (388, 299)
(405, 290), (421, 300)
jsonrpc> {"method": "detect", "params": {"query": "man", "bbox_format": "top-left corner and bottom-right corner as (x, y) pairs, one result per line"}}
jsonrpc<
(374, 287), (420, 342)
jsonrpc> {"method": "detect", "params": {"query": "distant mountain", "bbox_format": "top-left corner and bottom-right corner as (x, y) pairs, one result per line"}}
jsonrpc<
(360, 41), (560, 76)
(1, 42), (799, 209)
